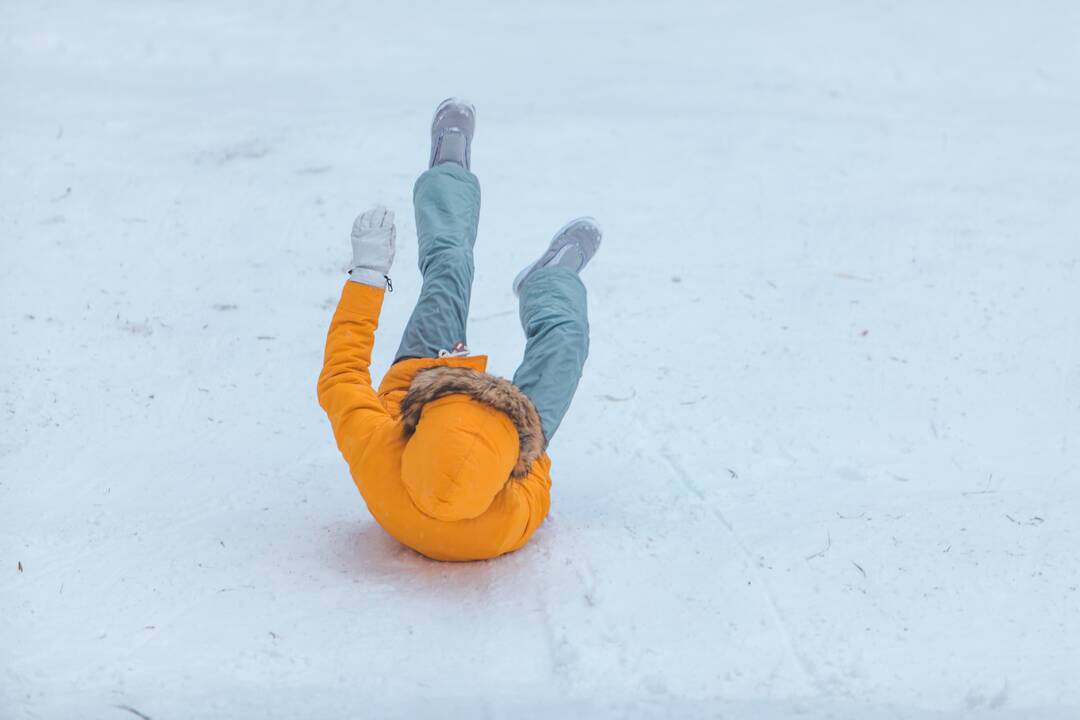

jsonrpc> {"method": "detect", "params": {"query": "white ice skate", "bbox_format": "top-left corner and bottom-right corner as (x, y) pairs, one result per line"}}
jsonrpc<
(428, 97), (476, 170)
(512, 217), (602, 296)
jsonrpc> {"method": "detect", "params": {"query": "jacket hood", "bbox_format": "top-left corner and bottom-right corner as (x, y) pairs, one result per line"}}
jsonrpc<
(398, 367), (545, 521)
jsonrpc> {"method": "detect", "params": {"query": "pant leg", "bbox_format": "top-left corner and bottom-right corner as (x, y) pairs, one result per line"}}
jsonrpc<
(395, 163), (482, 361)
(512, 266), (590, 443)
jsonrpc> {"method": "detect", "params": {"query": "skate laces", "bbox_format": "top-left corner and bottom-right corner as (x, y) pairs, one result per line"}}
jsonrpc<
(437, 341), (469, 358)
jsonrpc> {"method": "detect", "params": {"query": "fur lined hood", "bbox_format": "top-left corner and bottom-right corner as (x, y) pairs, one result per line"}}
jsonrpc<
(400, 366), (544, 478)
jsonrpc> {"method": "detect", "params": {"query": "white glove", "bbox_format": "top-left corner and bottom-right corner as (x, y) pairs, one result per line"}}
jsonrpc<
(348, 205), (396, 288)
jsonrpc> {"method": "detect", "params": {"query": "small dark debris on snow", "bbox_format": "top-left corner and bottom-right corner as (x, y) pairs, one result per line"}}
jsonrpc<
(17, 561), (23, 572)
(727, 468), (738, 479)
(671, 276), (682, 283)
(256, 335), (275, 341)
(213, 303), (239, 311)
(852, 561), (867, 577)
(860, 329), (869, 337)
(1005, 515), (1045, 527)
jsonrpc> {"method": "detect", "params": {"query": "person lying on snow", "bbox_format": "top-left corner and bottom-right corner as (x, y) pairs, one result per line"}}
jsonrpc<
(318, 98), (601, 561)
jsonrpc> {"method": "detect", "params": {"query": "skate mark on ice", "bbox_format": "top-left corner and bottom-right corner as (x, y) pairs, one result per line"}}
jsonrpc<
(658, 443), (825, 694)
(572, 557), (599, 608)
(196, 139), (271, 165)
(535, 586), (576, 689)
(114, 704), (153, 720)
(533, 553), (629, 690)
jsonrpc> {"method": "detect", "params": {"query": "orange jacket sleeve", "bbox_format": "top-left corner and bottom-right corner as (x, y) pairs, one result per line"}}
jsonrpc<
(317, 281), (393, 461)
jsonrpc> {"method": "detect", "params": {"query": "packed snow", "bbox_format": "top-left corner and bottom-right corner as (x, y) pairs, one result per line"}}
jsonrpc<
(2, 1), (1078, 717)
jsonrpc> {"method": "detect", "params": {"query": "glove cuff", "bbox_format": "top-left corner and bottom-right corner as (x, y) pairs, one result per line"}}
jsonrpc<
(348, 267), (390, 289)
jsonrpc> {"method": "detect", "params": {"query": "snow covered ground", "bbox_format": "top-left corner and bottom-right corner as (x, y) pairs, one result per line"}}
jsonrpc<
(3, 1), (1079, 717)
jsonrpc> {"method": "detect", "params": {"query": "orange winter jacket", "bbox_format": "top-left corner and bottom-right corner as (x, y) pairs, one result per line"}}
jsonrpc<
(317, 281), (552, 561)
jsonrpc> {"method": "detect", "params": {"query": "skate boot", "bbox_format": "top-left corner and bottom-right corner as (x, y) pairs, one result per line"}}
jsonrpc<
(512, 217), (602, 296)
(429, 98), (476, 170)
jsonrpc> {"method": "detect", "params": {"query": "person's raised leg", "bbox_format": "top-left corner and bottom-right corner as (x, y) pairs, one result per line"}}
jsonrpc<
(395, 99), (480, 362)
(512, 218), (602, 443)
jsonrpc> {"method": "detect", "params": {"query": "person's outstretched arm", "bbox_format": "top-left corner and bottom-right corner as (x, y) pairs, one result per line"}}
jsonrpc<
(317, 206), (397, 460)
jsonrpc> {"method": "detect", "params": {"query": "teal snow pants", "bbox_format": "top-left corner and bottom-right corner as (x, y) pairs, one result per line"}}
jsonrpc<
(394, 163), (589, 443)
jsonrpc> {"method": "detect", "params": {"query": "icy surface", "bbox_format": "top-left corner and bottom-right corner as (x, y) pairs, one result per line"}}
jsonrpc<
(2, 1), (1078, 717)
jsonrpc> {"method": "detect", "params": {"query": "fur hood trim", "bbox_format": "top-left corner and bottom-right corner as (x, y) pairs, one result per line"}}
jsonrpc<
(400, 366), (544, 479)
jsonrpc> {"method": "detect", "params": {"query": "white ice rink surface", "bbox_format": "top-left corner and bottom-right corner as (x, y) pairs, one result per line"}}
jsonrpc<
(2, 1), (1078, 717)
